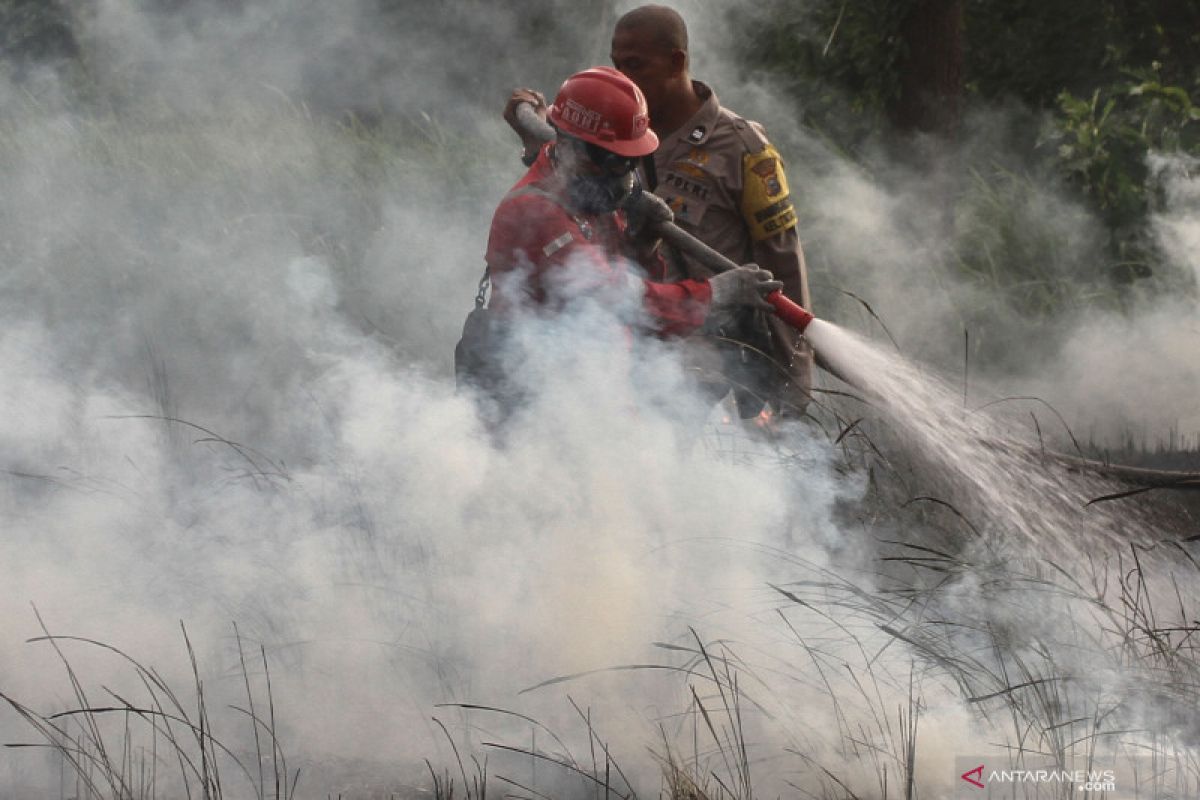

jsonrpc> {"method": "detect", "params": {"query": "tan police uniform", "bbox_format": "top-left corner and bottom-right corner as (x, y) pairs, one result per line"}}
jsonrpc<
(649, 81), (813, 418)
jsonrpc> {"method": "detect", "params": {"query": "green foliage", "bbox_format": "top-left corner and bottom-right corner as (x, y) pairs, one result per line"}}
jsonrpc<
(951, 167), (1118, 329)
(729, 0), (1200, 328)
(1044, 69), (1200, 284)
(963, 0), (1110, 106)
(1050, 72), (1200, 220)
(726, 0), (910, 151)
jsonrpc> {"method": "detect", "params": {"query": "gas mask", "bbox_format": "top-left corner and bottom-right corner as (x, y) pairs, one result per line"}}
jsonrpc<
(557, 137), (639, 214)
(566, 170), (637, 214)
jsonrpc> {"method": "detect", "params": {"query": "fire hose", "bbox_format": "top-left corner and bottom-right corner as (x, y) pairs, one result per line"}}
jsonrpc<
(514, 103), (815, 332)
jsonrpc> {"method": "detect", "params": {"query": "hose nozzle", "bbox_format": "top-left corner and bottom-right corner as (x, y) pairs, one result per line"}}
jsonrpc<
(766, 291), (814, 332)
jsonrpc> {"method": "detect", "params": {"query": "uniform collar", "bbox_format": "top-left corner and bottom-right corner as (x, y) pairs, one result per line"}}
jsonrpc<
(667, 80), (720, 146)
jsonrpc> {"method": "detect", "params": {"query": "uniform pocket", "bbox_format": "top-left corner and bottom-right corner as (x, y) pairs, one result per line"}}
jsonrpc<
(660, 191), (709, 228)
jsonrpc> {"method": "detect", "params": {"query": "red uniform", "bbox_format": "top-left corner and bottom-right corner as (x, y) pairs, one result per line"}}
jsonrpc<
(485, 146), (712, 337)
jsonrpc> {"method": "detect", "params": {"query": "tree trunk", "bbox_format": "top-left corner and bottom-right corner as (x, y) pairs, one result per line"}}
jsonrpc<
(889, 0), (965, 139)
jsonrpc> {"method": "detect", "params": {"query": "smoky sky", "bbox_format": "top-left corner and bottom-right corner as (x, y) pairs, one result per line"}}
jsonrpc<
(1, 1), (1198, 797)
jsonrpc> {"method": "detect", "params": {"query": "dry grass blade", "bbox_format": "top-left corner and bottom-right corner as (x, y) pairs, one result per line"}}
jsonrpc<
(827, 286), (902, 352)
(180, 621), (222, 798)
(494, 773), (553, 800)
(480, 741), (632, 799)
(963, 676), (1072, 705)
(900, 495), (983, 538)
(878, 539), (963, 563)
(567, 696), (638, 800)
(785, 746), (864, 800)
(30, 604), (128, 797)
(834, 417), (864, 445)
(519, 663), (686, 694)
(5, 617), (297, 800)
(433, 717), (473, 798)
(108, 414), (292, 487)
(687, 686), (735, 799)
(0, 692), (107, 798)
(234, 623), (265, 800)
(435, 703), (575, 760)
(971, 396), (1084, 456)
(1169, 542), (1200, 573)
(47, 704), (260, 788)
(1086, 478), (1200, 506)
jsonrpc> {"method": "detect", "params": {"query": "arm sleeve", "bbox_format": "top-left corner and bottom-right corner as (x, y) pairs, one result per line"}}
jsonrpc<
(751, 226), (811, 310)
(624, 214), (711, 336)
(739, 145), (811, 310)
(641, 278), (712, 337)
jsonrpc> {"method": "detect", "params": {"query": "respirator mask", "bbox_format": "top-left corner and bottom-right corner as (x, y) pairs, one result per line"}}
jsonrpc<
(559, 138), (639, 214)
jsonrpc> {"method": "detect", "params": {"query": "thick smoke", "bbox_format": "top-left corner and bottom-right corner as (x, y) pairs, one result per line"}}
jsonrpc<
(0, 4), (859, 796)
(1028, 155), (1200, 444)
(1, 1), (1197, 798)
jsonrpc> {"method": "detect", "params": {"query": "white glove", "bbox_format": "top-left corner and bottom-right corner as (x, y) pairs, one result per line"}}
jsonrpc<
(708, 265), (783, 313)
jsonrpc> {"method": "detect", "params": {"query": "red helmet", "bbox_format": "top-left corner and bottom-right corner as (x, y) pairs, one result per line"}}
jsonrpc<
(548, 67), (659, 158)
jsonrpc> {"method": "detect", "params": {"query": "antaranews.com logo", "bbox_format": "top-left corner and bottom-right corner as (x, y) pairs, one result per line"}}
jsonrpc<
(955, 757), (1122, 797)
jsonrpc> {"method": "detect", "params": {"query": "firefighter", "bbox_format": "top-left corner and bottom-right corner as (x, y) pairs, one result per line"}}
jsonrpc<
(504, 5), (814, 421)
(474, 67), (783, 415)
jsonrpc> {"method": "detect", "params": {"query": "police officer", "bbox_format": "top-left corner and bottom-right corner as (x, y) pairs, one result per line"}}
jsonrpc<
(504, 5), (814, 421)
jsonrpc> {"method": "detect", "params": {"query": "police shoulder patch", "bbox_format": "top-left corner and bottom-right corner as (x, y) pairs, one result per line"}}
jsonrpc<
(741, 144), (796, 241)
